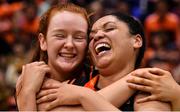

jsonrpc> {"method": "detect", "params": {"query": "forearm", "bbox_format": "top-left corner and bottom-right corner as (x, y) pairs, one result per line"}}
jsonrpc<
(97, 74), (135, 107)
(49, 105), (84, 111)
(80, 88), (120, 111)
(17, 89), (37, 111)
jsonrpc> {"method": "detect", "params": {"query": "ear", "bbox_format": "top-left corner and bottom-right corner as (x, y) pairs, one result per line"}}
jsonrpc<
(132, 34), (142, 49)
(38, 33), (47, 51)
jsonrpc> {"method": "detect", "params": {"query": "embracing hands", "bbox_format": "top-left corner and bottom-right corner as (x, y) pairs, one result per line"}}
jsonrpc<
(127, 68), (180, 104)
(36, 78), (86, 110)
(15, 61), (51, 110)
(16, 61), (51, 95)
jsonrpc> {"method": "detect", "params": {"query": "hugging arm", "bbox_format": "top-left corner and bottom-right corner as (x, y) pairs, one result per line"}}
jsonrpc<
(16, 62), (50, 111)
(37, 80), (119, 111)
(37, 73), (135, 110)
(127, 68), (173, 110)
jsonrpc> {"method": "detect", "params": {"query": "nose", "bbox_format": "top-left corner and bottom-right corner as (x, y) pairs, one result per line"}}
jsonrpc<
(64, 36), (74, 50)
(93, 30), (104, 41)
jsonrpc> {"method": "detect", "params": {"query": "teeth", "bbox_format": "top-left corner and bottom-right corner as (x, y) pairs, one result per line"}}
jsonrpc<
(95, 43), (111, 54)
(60, 53), (75, 58)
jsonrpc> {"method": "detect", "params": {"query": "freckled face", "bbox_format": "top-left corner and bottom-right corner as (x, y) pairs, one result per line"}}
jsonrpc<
(42, 11), (88, 74)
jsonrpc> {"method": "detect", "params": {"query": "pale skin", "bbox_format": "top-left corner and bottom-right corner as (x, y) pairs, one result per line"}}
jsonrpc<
(16, 68), (135, 111)
(32, 14), (171, 111)
(16, 8), (136, 111)
(16, 8), (171, 110)
(16, 12), (136, 111)
(16, 61), (51, 110)
(32, 68), (171, 111)
(35, 72), (135, 110)
(127, 67), (180, 111)
(17, 66), (172, 111)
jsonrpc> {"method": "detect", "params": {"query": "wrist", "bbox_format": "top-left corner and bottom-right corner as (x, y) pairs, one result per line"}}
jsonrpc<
(79, 88), (96, 103)
(21, 85), (38, 94)
(17, 89), (37, 111)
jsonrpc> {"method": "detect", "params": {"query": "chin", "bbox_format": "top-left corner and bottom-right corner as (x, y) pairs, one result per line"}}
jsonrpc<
(96, 60), (111, 69)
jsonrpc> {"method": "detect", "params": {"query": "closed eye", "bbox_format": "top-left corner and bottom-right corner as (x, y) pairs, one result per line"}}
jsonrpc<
(104, 27), (115, 32)
(55, 34), (66, 39)
(74, 35), (86, 42)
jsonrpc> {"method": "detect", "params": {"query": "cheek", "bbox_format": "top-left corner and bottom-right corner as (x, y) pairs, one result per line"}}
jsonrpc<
(77, 42), (87, 55)
(88, 41), (94, 52)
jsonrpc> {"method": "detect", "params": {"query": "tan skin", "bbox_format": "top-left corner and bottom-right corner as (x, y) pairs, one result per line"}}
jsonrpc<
(16, 9), (89, 111)
(16, 7), (133, 111)
(33, 15), (171, 111)
(127, 67), (180, 111)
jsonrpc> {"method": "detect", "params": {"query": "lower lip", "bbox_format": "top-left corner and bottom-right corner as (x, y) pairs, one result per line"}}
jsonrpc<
(97, 50), (110, 57)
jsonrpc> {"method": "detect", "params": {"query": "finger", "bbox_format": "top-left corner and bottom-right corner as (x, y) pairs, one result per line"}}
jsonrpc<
(69, 79), (76, 84)
(131, 69), (155, 80)
(36, 93), (56, 104)
(127, 76), (154, 86)
(149, 68), (167, 76)
(136, 95), (157, 103)
(35, 61), (46, 65)
(41, 82), (60, 89)
(128, 83), (152, 93)
(43, 66), (51, 74)
(62, 80), (70, 84)
(46, 100), (59, 111)
(37, 89), (57, 99)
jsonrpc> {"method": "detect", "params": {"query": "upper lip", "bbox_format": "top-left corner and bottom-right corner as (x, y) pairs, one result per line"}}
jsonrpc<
(59, 52), (76, 56)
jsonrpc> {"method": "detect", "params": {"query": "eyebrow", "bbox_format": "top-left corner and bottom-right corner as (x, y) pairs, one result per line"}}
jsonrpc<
(91, 21), (116, 33)
(53, 29), (86, 34)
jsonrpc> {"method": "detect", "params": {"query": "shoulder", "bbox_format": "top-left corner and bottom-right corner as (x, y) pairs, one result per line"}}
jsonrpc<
(134, 92), (171, 111)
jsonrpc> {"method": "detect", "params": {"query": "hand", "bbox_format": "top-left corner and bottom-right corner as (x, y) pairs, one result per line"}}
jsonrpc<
(37, 83), (88, 110)
(127, 68), (179, 103)
(21, 61), (51, 93)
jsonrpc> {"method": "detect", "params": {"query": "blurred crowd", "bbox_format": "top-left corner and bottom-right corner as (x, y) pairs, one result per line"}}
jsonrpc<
(0, 0), (179, 110)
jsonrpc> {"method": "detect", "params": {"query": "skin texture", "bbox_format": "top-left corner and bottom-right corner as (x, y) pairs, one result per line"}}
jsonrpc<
(16, 11), (171, 111)
(39, 11), (88, 81)
(16, 9), (89, 111)
(89, 15), (170, 111)
(35, 15), (169, 111)
(16, 61), (51, 110)
(89, 15), (140, 78)
(127, 67), (180, 110)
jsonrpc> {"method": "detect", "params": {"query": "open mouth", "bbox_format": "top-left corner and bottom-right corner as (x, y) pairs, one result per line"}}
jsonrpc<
(95, 43), (111, 55)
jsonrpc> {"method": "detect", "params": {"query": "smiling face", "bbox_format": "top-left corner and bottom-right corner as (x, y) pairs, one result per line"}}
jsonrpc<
(89, 15), (142, 75)
(39, 11), (88, 77)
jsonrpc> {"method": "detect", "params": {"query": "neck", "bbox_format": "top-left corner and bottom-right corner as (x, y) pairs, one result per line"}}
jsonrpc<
(97, 63), (135, 89)
(48, 63), (71, 82)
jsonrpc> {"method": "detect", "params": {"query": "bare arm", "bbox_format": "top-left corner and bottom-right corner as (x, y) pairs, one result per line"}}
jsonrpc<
(97, 73), (135, 107)
(16, 62), (50, 111)
(127, 68), (180, 110)
(37, 83), (119, 111)
(38, 75), (134, 110)
(134, 92), (171, 111)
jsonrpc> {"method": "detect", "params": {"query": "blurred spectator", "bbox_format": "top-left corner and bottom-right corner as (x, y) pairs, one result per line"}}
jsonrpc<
(5, 42), (26, 87)
(13, 1), (39, 50)
(144, 0), (180, 49)
(87, 0), (103, 23)
(0, 0), (179, 110)
(116, 0), (131, 15)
